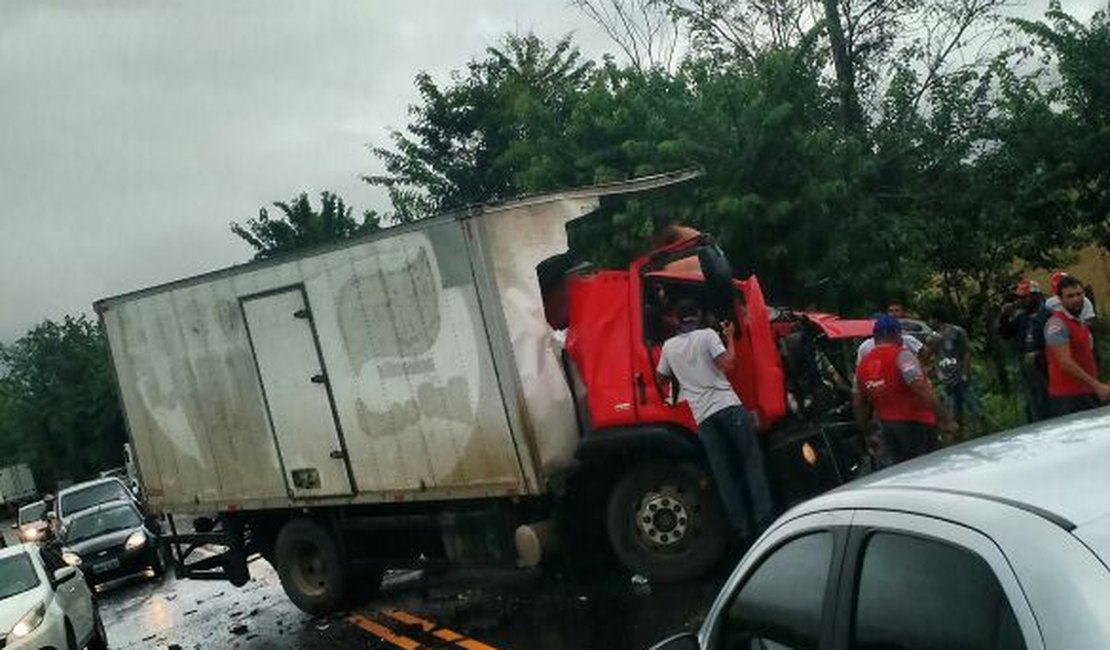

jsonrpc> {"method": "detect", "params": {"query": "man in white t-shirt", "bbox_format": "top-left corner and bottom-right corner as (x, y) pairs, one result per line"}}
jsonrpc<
(655, 299), (774, 540)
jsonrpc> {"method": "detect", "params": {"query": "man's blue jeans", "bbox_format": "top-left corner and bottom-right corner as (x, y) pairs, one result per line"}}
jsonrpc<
(697, 405), (775, 538)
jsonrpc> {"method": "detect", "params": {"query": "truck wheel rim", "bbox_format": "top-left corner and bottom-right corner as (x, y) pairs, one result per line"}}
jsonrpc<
(290, 543), (329, 597)
(635, 485), (691, 549)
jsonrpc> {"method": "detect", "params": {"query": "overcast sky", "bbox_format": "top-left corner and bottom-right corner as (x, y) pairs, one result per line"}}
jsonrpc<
(0, 1), (1104, 343)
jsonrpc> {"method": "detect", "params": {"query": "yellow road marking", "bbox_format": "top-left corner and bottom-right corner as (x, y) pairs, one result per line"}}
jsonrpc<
(348, 613), (426, 650)
(382, 609), (502, 650)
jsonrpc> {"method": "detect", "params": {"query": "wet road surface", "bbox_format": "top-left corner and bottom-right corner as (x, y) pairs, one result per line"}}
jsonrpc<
(95, 558), (727, 649)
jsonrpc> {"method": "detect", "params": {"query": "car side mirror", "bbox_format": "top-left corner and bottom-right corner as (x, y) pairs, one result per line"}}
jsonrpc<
(45, 512), (57, 522)
(53, 566), (77, 585)
(649, 633), (700, 650)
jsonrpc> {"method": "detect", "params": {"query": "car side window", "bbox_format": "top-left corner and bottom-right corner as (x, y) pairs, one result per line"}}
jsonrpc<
(853, 532), (1026, 650)
(722, 532), (834, 650)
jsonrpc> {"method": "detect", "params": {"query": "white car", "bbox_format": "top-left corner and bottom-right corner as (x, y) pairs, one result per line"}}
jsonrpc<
(0, 543), (107, 649)
(653, 408), (1110, 650)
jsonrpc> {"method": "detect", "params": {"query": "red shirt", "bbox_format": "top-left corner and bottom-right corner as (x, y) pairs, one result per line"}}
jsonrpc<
(1045, 311), (1098, 397)
(856, 343), (937, 425)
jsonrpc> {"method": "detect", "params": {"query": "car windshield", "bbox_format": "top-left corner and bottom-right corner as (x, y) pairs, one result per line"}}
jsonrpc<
(0, 553), (41, 601)
(65, 505), (141, 543)
(59, 481), (128, 518)
(18, 501), (47, 525)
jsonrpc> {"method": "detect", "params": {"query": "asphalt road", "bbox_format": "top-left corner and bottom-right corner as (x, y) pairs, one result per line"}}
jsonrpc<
(92, 559), (726, 649)
(3, 517), (726, 648)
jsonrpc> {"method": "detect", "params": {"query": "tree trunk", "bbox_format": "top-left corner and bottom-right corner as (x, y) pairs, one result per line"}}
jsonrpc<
(820, 0), (864, 131)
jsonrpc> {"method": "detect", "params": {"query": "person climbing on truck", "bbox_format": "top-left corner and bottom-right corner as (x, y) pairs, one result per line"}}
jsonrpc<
(655, 298), (774, 541)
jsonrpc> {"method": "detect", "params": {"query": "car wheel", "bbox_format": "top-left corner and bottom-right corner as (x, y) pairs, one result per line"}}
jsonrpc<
(88, 605), (109, 650)
(606, 460), (727, 583)
(274, 518), (348, 615)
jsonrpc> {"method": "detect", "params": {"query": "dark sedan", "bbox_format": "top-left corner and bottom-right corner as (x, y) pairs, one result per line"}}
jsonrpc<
(60, 500), (165, 586)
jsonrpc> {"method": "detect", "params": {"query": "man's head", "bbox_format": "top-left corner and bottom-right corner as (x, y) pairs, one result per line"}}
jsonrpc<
(873, 314), (903, 344)
(1056, 275), (1086, 317)
(675, 298), (703, 323)
(1014, 278), (1043, 309)
(886, 302), (907, 319)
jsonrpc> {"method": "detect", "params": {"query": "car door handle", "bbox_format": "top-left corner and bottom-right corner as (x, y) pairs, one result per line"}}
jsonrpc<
(329, 450), (346, 460)
(310, 373), (328, 385)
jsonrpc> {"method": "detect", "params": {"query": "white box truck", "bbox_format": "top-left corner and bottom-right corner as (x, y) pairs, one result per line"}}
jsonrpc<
(0, 464), (37, 508)
(97, 171), (865, 613)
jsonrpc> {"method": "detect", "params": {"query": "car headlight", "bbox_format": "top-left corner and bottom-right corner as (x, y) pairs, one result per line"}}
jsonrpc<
(125, 530), (147, 551)
(61, 550), (82, 566)
(7, 602), (46, 640)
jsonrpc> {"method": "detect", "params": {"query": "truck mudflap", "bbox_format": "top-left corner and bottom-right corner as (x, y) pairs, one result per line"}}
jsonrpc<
(164, 514), (250, 587)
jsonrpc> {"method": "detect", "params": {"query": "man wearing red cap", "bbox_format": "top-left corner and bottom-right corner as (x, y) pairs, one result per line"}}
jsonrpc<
(854, 316), (957, 465)
(1044, 275), (1110, 415)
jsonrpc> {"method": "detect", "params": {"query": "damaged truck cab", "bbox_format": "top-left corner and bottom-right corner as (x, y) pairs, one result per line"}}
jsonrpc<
(95, 170), (865, 615)
(561, 236), (864, 580)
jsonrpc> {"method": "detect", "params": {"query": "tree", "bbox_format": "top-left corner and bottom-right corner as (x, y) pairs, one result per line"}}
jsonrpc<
(365, 34), (595, 221)
(0, 316), (124, 489)
(571, 0), (682, 71)
(1014, 4), (1110, 251)
(230, 191), (380, 260)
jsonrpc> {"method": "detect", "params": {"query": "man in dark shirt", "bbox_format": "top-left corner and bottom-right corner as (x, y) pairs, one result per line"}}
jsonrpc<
(929, 321), (980, 430)
(999, 279), (1052, 422)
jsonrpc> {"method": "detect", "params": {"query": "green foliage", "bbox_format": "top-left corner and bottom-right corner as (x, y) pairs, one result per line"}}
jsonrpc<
(1013, 3), (1110, 251)
(231, 191), (381, 260)
(0, 316), (124, 489)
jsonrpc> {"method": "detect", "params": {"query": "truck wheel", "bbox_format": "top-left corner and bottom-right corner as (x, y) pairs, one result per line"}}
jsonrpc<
(274, 518), (348, 615)
(606, 461), (727, 583)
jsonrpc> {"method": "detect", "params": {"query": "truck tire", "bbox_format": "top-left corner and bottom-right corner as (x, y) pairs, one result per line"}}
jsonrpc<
(606, 460), (727, 583)
(274, 518), (348, 615)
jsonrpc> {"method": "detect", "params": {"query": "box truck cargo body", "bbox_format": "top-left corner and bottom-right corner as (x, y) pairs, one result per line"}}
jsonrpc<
(0, 464), (36, 507)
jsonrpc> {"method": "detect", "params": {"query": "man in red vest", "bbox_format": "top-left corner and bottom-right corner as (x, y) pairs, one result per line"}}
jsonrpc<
(854, 316), (956, 464)
(1044, 275), (1110, 416)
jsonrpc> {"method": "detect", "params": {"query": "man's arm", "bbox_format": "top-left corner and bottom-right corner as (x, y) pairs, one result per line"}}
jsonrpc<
(898, 350), (956, 431)
(906, 378), (956, 430)
(852, 387), (873, 432)
(655, 349), (672, 390)
(715, 321), (737, 373)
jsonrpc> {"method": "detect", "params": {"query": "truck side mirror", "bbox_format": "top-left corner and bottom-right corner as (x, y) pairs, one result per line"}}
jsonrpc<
(698, 245), (736, 316)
